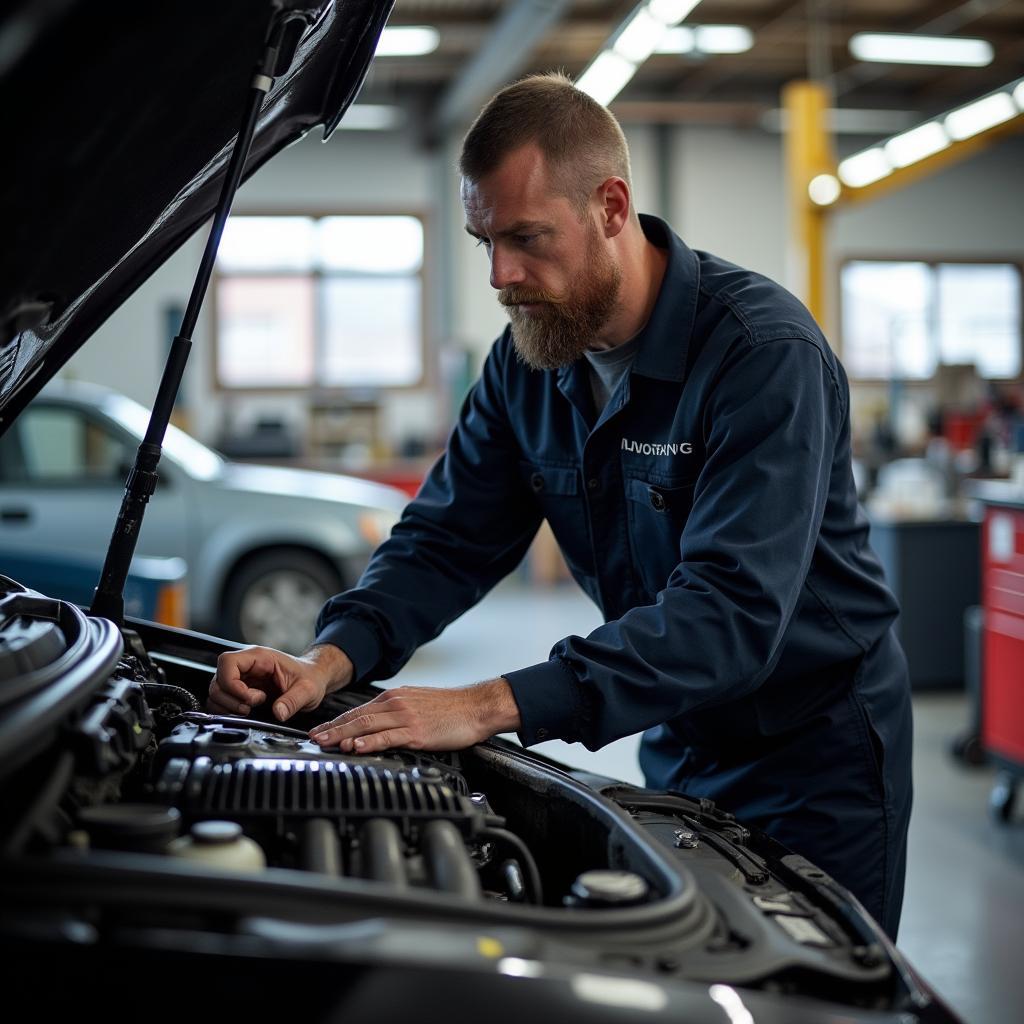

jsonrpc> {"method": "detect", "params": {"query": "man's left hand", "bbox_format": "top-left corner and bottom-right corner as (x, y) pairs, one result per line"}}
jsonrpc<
(308, 678), (521, 754)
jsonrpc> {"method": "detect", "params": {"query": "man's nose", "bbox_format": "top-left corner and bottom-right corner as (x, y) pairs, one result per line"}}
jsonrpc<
(489, 245), (525, 290)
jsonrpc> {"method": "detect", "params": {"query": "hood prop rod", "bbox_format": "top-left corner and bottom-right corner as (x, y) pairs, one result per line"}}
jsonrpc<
(91, 3), (317, 625)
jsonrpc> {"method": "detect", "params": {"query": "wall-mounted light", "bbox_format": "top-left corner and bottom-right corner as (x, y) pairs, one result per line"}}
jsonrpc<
(808, 174), (841, 206)
(849, 33), (993, 67)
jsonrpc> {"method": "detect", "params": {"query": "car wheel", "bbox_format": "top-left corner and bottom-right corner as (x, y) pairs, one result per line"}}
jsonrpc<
(222, 550), (342, 655)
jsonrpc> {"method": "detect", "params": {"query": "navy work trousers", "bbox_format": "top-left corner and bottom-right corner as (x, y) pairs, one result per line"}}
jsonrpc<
(640, 629), (913, 940)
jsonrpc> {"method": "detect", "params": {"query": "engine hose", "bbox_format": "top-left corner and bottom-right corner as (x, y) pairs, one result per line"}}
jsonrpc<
(3, 751), (75, 856)
(302, 818), (341, 876)
(422, 820), (481, 900)
(479, 826), (544, 906)
(143, 682), (202, 714)
(359, 818), (407, 888)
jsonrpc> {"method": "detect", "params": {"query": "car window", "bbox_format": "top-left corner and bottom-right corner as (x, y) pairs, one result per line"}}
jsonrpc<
(14, 406), (131, 483)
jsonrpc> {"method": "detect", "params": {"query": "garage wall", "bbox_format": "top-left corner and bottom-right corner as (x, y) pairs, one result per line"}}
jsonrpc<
(62, 122), (1023, 449)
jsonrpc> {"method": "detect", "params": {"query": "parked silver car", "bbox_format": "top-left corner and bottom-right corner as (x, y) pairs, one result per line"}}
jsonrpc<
(0, 380), (406, 652)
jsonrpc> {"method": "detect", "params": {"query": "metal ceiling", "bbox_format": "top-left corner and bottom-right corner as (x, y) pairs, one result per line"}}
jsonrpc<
(358, 0), (1024, 138)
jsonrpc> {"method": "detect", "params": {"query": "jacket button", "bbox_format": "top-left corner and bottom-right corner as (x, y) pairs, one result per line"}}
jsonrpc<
(649, 487), (666, 511)
(530, 472), (545, 493)
(587, 477), (600, 492)
(536, 728), (549, 740)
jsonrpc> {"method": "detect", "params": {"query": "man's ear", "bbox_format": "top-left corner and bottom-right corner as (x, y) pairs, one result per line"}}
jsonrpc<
(597, 177), (631, 238)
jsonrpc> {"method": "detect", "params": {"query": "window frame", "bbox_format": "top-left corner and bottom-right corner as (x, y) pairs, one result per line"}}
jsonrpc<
(837, 254), (1024, 385)
(210, 208), (431, 395)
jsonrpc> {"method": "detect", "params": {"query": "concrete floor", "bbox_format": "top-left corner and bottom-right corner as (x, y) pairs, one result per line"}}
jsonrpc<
(394, 579), (1024, 1024)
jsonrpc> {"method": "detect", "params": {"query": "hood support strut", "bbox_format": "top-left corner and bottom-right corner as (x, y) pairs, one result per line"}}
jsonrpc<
(91, 2), (321, 626)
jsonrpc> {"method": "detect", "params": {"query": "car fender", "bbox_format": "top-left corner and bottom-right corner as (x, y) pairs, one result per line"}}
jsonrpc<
(188, 515), (359, 627)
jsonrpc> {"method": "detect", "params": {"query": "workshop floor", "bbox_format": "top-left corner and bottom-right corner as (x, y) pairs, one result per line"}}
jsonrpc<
(396, 579), (1024, 1024)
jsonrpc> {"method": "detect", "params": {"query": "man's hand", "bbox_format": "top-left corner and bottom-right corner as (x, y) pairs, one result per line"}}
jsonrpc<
(308, 678), (521, 754)
(207, 643), (354, 722)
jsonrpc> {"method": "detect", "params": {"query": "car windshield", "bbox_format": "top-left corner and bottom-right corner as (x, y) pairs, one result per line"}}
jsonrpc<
(105, 393), (224, 481)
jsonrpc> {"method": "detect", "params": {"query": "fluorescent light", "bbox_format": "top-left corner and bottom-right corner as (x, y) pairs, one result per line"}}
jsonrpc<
(576, 50), (638, 106)
(944, 91), (1017, 139)
(375, 26), (440, 56)
(337, 105), (403, 130)
(654, 26), (696, 54)
(838, 148), (892, 188)
(694, 25), (753, 54)
(884, 121), (949, 167)
(614, 7), (668, 64)
(849, 33), (993, 67)
(647, 0), (701, 25)
(1015, 81), (1024, 110)
(808, 174), (841, 206)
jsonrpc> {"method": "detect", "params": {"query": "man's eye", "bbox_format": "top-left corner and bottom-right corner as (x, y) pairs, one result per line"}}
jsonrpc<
(475, 237), (491, 249)
(514, 234), (537, 246)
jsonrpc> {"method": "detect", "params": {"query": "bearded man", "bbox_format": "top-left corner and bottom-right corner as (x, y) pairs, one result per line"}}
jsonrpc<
(209, 73), (913, 939)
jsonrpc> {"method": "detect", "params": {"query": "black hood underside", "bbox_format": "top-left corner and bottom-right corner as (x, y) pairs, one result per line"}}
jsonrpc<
(0, 0), (393, 427)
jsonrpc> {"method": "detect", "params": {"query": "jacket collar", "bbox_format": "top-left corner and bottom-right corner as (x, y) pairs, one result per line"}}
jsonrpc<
(630, 214), (700, 382)
(557, 213), (700, 389)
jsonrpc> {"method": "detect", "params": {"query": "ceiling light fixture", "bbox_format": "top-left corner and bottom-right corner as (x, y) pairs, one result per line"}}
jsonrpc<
(577, 0), (704, 105)
(823, 80), (1021, 196)
(944, 91), (1017, 139)
(614, 6), (670, 64)
(883, 121), (949, 167)
(375, 25), (440, 57)
(848, 32), (993, 67)
(694, 25), (753, 54)
(653, 26), (695, 54)
(654, 24), (753, 55)
(576, 50), (640, 106)
(837, 148), (892, 188)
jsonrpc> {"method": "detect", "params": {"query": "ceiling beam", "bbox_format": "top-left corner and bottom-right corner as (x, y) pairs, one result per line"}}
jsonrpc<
(429, 0), (571, 142)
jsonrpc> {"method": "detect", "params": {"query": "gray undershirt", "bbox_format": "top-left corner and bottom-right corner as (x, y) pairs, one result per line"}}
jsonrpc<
(583, 333), (643, 414)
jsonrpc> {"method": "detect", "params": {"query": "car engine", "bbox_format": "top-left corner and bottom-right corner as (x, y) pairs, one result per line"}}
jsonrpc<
(0, 577), (952, 1021)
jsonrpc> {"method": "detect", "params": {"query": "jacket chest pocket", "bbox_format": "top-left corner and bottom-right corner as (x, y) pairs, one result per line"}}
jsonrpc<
(519, 460), (591, 575)
(625, 474), (697, 596)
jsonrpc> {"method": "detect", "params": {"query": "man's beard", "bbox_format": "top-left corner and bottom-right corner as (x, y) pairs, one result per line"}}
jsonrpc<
(500, 228), (622, 371)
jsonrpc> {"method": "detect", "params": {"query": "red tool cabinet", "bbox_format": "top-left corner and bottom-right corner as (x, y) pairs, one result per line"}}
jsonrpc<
(978, 489), (1024, 821)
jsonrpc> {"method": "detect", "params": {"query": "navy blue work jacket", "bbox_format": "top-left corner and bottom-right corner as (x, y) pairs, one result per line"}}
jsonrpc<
(315, 215), (901, 770)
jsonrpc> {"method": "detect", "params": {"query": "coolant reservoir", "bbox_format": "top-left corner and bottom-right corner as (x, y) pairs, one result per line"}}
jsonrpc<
(166, 820), (266, 873)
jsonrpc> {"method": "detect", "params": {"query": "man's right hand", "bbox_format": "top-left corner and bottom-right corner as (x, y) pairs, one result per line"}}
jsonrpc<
(207, 643), (354, 723)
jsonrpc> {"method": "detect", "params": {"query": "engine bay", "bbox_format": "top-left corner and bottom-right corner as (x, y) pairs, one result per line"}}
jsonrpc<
(0, 577), (939, 1018)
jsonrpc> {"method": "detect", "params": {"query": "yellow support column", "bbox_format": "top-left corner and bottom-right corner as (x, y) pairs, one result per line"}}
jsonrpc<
(782, 81), (834, 327)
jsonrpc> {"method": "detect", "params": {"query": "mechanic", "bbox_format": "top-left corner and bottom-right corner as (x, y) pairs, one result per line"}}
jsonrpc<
(209, 73), (912, 939)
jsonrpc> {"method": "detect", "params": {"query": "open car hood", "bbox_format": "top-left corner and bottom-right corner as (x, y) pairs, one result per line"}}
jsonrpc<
(0, 0), (394, 428)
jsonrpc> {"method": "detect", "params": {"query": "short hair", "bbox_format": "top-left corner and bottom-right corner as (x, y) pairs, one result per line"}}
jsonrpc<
(459, 72), (633, 216)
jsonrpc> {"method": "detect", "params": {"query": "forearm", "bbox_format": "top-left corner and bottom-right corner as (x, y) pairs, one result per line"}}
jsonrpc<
(300, 642), (355, 694)
(472, 676), (522, 734)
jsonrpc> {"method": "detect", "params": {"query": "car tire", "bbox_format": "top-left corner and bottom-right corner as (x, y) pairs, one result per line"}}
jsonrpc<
(221, 549), (342, 655)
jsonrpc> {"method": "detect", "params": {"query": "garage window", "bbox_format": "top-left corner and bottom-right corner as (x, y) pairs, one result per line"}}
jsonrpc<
(214, 215), (424, 390)
(840, 259), (1022, 380)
